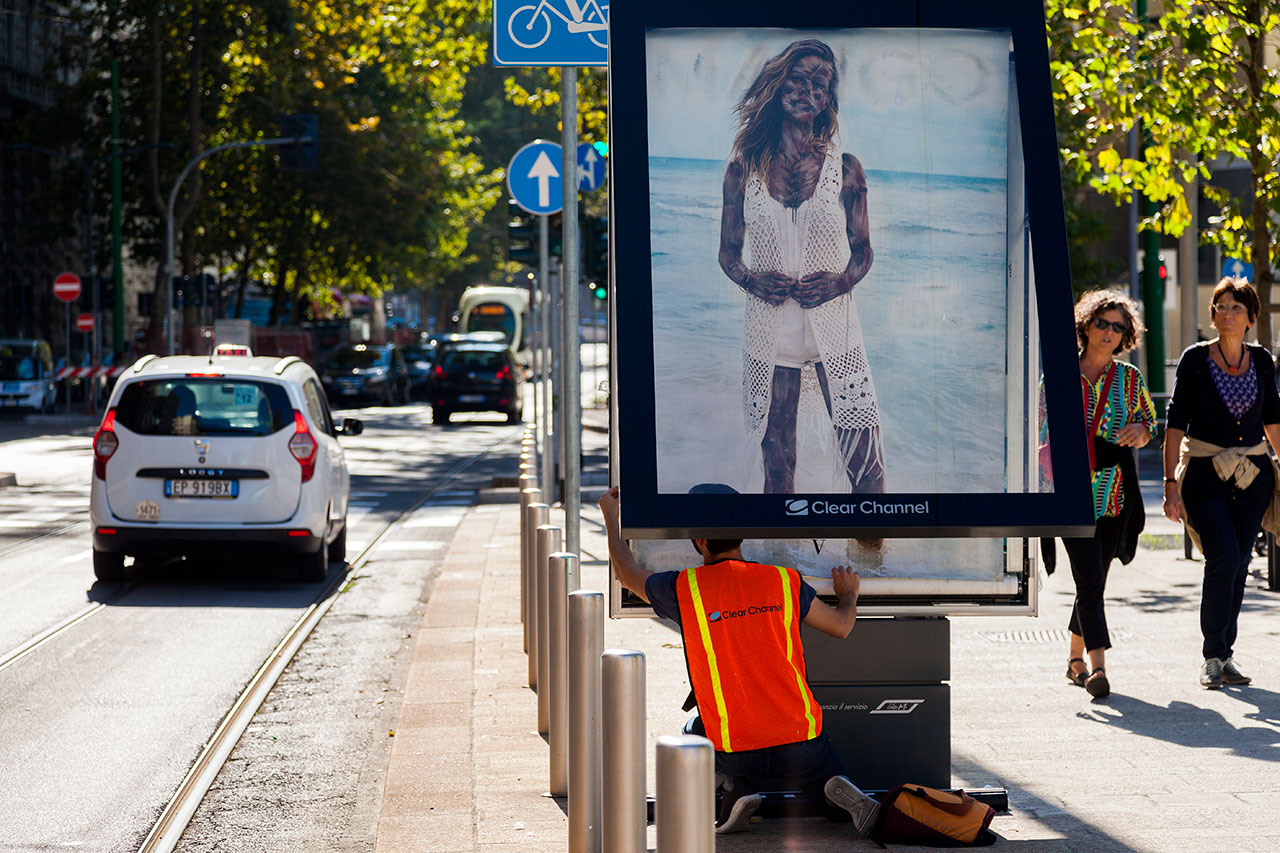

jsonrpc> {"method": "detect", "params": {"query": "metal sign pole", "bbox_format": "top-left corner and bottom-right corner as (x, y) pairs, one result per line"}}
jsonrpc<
(561, 67), (582, 556)
(63, 304), (71, 413)
(539, 214), (550, 489)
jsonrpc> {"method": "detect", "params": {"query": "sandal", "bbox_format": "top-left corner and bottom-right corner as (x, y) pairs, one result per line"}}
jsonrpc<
(1066, 658), (1087, 687)
(1085, 667), (1110, 698)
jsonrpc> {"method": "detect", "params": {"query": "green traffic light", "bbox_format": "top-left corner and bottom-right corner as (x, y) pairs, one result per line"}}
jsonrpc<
(592, 140), (608, 156)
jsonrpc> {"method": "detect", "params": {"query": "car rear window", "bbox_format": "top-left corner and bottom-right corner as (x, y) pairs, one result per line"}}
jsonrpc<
(114, 379), (294, 436)
(326, 348), (384, 369)
(440, 348), (506, 370)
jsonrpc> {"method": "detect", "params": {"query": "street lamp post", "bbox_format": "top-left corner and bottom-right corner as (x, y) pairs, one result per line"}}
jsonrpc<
(163, 135), (312, 355)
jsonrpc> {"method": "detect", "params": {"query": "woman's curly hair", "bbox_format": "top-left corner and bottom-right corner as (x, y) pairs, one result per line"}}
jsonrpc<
(1074, 289), (1144, 354)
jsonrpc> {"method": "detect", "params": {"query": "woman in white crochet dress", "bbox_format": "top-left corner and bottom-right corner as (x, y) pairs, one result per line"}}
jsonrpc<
(717, 38), (884, 495)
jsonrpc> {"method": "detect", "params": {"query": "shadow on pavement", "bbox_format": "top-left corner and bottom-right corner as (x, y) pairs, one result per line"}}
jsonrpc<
(1077, 692), (1280, 760)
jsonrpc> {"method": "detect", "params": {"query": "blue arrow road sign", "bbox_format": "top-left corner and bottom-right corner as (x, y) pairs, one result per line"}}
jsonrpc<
(1223, 257), (1254, 282)
(577, 142), (605, 191)
(492, 0), (608, 67)
(508, 140), (564, 215)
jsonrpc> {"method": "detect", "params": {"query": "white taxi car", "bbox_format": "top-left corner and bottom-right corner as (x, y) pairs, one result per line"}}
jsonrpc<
(88, 348), (362, 582)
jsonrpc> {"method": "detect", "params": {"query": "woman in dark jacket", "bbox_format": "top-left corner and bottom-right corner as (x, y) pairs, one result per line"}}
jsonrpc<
(1163, 278), (1280, 689)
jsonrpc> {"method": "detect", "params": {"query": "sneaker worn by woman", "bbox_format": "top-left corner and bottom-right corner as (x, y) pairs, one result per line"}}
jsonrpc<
(1221, 658), (1251, 685)
(1200, 657), (1223, 689)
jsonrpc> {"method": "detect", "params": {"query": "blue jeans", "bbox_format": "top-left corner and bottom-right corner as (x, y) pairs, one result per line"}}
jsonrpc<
(1181, 455), (1272, 661)
(683, 715), (850, 816)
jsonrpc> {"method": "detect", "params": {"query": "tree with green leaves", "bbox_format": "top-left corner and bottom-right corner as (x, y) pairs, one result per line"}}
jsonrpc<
(1049, 0), (1280, 345)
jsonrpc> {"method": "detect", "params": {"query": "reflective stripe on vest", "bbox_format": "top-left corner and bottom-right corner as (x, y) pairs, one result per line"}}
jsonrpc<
(675, 561), (821, 752)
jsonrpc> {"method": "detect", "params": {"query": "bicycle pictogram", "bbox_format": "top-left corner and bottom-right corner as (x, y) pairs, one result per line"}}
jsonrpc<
(507, 0), (609, 50)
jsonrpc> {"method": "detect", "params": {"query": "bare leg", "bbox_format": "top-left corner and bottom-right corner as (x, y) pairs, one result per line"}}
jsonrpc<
(816, 363), (884, 549)
(762, 366), (801, 494)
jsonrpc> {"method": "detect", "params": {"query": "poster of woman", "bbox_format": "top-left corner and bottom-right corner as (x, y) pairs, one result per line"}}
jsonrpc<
(647, 28), (1013, 500)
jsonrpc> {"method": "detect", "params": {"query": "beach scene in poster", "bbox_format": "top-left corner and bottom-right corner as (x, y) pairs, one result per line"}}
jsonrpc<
(639, 27), (1021, 580)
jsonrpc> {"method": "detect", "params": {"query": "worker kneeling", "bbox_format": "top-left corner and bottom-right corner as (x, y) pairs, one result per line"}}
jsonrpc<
(599, 487), (881, 835)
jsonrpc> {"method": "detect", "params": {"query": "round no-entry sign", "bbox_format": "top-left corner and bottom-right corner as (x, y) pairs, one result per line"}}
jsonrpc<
(76, 313), (95, 333)
(53, 272), (82, 303)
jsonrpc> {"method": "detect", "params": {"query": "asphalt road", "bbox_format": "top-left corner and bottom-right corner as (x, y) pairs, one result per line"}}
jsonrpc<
(0, 402), (522, 851)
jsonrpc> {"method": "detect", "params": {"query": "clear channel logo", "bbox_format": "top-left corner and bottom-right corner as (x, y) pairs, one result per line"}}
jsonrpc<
(785, 499), (809, 516)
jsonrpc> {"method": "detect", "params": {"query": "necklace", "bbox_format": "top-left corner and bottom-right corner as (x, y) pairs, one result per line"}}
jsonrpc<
(1218, 342), (1245, 374)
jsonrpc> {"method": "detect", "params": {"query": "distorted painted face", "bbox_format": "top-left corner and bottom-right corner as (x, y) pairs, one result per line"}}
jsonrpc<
(780, 55), (833, 123)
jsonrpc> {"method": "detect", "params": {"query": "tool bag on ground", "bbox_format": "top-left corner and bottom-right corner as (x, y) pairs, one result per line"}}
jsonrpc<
(871, 783), (997, 846)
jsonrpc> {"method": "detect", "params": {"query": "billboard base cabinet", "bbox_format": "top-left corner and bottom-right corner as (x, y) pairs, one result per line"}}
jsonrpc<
(804, 617), (951, 790)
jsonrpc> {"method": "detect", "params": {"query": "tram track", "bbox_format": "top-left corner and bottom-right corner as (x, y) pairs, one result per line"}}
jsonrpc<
(137, 429), (515, 853)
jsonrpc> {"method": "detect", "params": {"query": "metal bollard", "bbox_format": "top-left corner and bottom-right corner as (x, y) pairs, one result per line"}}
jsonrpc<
(548, 551), (579, 796)
(518, 486), (540, 644)
(525, 502), (549, 688)
(568, 590), (604, 853)
(655, 735), (714, 853)
(602, 649), (646, 853)
(536, 524), (562, 735)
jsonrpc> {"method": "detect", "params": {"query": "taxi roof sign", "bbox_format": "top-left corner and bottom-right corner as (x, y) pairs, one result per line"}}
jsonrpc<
(214, 343), (253, 357)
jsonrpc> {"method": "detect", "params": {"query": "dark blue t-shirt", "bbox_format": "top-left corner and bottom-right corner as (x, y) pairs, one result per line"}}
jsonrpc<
(645, 560), (817, 627)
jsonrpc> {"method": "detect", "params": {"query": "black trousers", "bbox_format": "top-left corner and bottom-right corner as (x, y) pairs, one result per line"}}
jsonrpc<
(1062, 515), (1125, 652)
(1181, 455), (1273, 661)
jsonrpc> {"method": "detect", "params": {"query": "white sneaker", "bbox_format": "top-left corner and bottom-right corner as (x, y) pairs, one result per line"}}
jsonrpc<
(824, 775), (881, 836)
(1200, 657), (1223, 689)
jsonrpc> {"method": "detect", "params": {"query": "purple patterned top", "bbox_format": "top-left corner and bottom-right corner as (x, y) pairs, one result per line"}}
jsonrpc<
(1209, 357), (1256, 420)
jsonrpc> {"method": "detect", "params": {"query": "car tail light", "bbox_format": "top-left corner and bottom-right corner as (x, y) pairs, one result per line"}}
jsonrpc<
(288, 410), (318, 482)
(433, 365), (446, 381)
(495, 365), (512, 381)
(93, 408), (118, 480)
(97, 527), (117, 536)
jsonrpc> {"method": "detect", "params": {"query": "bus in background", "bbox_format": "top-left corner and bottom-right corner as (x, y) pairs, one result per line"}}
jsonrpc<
(456, 285), (530, 365)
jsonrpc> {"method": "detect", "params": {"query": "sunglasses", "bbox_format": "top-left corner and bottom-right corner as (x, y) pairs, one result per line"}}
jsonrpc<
(1092, 317), (1129, 335)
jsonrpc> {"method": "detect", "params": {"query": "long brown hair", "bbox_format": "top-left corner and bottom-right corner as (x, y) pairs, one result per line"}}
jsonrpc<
(731, 39), (840, 179)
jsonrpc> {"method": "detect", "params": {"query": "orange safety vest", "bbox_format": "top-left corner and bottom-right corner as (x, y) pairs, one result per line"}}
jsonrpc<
(675, 560), (822, 752)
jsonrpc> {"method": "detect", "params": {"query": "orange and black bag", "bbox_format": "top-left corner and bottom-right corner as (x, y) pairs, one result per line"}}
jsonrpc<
(871, 784), (997, 847)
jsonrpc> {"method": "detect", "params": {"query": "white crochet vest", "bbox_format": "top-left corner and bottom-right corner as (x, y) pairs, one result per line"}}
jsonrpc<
(739, 149), (879, 437)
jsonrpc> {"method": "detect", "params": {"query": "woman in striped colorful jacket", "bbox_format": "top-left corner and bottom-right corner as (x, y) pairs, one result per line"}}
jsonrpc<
(1050, 290), (1157, 698)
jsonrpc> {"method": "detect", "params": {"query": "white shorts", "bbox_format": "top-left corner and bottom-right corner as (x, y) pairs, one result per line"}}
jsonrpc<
(773, 299), (821, 368)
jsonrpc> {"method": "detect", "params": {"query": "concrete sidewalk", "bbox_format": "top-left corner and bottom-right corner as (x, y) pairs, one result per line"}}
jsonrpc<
(373, 418), (1280, 852)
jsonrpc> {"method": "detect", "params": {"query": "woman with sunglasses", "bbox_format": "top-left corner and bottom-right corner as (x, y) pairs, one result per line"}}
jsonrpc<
(1054, 290), (1157, 698)
(1163, 277), (1280, 689)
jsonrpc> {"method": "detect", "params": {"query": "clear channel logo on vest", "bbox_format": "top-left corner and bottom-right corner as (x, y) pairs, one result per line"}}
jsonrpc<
(785, 499), (809, 516)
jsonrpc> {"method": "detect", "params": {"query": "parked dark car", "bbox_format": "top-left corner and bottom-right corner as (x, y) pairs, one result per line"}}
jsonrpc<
(319, 343), (411, 406)
(401, 342), (436, 400)
(430, 341), (524, 424)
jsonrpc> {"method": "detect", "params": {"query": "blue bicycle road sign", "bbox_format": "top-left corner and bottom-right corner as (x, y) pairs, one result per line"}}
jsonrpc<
(492, 0), (608, 67)
(508, 140), (564, 215)
(577, 142), (606, 191)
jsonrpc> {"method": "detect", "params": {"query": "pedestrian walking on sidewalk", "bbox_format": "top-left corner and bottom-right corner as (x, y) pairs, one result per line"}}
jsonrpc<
(1163, 277), (1280, 689)
(597, 486), (882, 836)
(1050, 290), (1157, 699)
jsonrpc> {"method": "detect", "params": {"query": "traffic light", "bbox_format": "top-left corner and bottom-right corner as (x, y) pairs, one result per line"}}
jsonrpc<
(278, 113), (318, 171)
(508, 201), (537, 265)
(584, 216), (608, 282)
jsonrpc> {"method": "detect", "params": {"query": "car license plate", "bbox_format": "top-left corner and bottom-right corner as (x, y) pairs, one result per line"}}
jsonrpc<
(165, 479), (239, 499)
(341, 387), (358, 395)
(1, 383), (17, 393)
(458, 394), (484, 403)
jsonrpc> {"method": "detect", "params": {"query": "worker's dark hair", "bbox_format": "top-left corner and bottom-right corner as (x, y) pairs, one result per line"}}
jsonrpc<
(692, 538), (744, 557)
